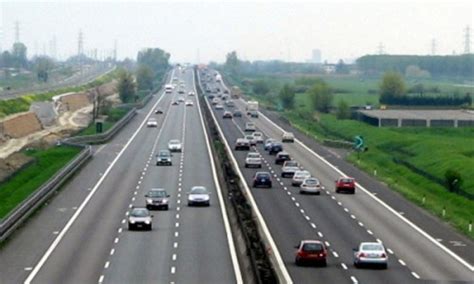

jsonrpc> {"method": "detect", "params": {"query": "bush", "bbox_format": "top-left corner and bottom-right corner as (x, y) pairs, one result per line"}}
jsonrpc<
(445, 169), (463, 193)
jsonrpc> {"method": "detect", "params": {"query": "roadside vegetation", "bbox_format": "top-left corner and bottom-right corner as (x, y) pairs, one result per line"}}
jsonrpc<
(220, 51), (474, 237)
(0, 145), (81, 219)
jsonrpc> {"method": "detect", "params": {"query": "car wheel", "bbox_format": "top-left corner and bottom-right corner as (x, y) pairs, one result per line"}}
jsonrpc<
(316, 192), (321, 195)
(321, 260), (327, 267)
(128, 224), (134, 231)
(336, 188), (340, 193)
(164, 205), (169, 210)
(382, 263), (388, 270)
(258, 164), (262, 168)
(295, 258), (301, 266)
(148, 225), (152, 231)
(245, 164), (248, 168)
(299, 190), (304, 194)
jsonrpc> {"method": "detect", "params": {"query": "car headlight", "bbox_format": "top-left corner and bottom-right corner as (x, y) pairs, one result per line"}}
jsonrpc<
(145, 220), (151, 224)
(146, 198), (153, 204)
(129, 220), (135, 224)
(162, 199), (168, 203)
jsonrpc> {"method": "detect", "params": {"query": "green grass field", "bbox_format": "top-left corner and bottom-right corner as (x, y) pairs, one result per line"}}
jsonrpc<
(0, 146), (81, 219)
(230, 72), (474, 237)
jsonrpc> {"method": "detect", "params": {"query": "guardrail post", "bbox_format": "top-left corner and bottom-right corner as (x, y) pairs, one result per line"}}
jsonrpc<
(422, 195), (426, 205)
(469, 221), (472, 233)
(442, 207), (446, 218)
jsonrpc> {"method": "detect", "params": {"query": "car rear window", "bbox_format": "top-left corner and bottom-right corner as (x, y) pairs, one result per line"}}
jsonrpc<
(302, 243), (323, 252)
(257, 173), (270, 178)
(341, 178), (354, 183)
(361, 244), (384, 251)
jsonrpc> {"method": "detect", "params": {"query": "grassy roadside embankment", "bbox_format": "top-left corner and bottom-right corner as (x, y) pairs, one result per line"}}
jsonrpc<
(0, 146), (81, 219)
(226, 71), (474, 237)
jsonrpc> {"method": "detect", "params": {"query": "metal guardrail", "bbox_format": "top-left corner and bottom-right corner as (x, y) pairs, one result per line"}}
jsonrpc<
(0, 72), (167, 242)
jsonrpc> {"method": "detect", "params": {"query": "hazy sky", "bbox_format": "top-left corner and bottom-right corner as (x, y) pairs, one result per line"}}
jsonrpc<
(1, 1), (473, 63)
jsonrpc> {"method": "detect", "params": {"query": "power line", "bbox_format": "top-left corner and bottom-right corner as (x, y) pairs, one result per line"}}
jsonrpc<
(464, 25), (471, 54)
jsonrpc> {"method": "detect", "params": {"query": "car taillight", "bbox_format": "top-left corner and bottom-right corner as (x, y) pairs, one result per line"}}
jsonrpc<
(381, 253), (386, 258)
(359, 252), (366, 257)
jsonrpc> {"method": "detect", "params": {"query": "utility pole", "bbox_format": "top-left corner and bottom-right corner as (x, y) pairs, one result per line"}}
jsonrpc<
(464, 25), (471, 54)
(113, 39), (117, 63)
(431, 38), (437, 55)
(14, 21), (20, 43)
(78, 29), (84, 76)
(377, 42), (385, 55)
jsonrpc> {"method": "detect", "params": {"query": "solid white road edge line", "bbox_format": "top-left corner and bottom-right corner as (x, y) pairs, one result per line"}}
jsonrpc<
(198, 72), (292, 283)
(24, 70), (174, 284)
(256, 104), (474, 272)
(193, 70), (243, 284)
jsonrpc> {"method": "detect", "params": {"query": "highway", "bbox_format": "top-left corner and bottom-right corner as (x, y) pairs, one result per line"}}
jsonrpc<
(199, 68), (474, 284)
(0, 67), (240, 284)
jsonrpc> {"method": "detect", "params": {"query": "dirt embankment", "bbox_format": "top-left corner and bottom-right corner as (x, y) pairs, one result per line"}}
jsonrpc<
(0, 80), (117, 182)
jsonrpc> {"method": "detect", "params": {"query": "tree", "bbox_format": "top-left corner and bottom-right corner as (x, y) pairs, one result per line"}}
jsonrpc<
(308, 80), (332, 113)
(379, 71), (406, 104)
(117, 69), (136, 103)
(33, 56), (55, 82)
(11, 42), (28, 69)
(405, 65), (430, 78)
(336, 59), (349, 74)
(445, 169), (462, 193)
(279, 84), (295, 109)
(336, 99), (351, 119)
(136, 65), (154, 90)
(225, 51), (240, 75)
(0, 51), (13, 67)
(137, 48), (170, 79)
(252, 80), (270, 96)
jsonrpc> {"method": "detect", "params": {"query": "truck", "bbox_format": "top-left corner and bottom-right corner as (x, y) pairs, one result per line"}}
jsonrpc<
(215, 74), (222, 83)
(231, 86), (241, 99)
(246, 100), (259, 116)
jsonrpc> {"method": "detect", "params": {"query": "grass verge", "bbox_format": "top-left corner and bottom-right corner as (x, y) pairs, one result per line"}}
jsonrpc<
(0, 145), (81, 219)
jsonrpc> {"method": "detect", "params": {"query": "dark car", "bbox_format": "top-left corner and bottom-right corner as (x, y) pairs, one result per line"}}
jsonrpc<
(249, 110), (259, 118)
(335, 177), (356, 194)
(172, 101), (179, 105)
(275, 151), (291, 165)
(145, 188), (170, 210)
(156, 150), (172, 166)
(295, 240), (327, 266)
(253, 172), (272, 188)
(233, 110), (242, 117)
(128, 207), (153, 231)
(155, 108), (163, 114)
(268, 142), (283, 155)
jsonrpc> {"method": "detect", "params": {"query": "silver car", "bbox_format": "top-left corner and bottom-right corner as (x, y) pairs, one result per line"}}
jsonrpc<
(292, 170), (311, 186)
(264, 138), (277, 151)
(300, 178), (322, 195)
(187, 186), (211, 206)
(281, 160), (300, 178)
(128, 207), (153, 231)
(353, 242), (388, 269)
(252, 132), (264, 143)
(168, 139), (182, 152)
(245, 122), (256, 132)
(147, 118), (158, 127)
(245, 135), (257, 146)
(245, 152), (262, 168)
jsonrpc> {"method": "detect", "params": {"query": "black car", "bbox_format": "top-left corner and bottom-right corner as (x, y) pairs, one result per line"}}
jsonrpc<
(145, 188), (170, 210)
(233, 110), (242, 117)
(253, 172), (272, 188)
(268, 142), (283, 155)
(156, 150), (172, 166)
(275, 151), (291, 165)
(155, 108), (163, 114)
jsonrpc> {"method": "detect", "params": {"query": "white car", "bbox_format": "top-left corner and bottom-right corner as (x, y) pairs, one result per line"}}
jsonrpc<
(147, 118), (158, 127)
(245, 152), (262, 168)
(168, 139), (182, 152)
(282, 132), (295, 142)
(292, 170), (311, 186)
(128, 207), (153, 231)
(353, 242), (388, 269)
(215, 104), (224, 110)
(178, 97), (185, 102)
(188, 91), (195, 96)
(187, 186), (210, 206)
(252, 132), (264, 143)
(300, 178), (322, 194)
(245, 135), (257, 146)
(185, 100), (194, 106)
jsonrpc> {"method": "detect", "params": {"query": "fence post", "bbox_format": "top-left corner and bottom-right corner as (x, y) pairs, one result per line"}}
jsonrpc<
(469, 221), (472, 233)
(442, 206), (446, 218)
(422, 195), (426, 205)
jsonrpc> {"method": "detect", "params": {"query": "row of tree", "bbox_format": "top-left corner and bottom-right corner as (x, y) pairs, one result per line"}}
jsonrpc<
(357, 54), (474, 78)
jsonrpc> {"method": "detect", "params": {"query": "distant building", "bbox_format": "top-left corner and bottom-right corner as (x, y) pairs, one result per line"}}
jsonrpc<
(323, 64), (336, 74)
(308, 49), (322, 64)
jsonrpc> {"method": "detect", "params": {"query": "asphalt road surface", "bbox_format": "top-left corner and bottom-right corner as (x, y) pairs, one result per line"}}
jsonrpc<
(199, 68), (474, 284)
(0, 67), (240, 284)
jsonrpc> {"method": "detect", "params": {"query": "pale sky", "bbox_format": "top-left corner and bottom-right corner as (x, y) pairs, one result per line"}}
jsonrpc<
(1, 1), (473, 63)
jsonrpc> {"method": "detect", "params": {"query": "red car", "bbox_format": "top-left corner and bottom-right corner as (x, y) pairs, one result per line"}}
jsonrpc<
(335, 177), (356, 194)
(295, 240), (327, 266)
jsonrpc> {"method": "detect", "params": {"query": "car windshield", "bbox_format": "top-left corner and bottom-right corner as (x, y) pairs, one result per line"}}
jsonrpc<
(253, 132), (262, 137)
(131, 209), (149, 217)
(248, 153), (260, 158)
(159, 151), (170, 156)
(246, 123), (255, 127)
(169, 140), (180, 145)
(191, 187), (208, 194)
(361, 244), (384, 251)
(245, 135), (254, 140)
(148, 118), (156, 121)
(148, 190), (167, 197)
(266, 139), (275, 144)
(296, 171), (310, 177)
(305, 178), (319, 185)
(285, 161), (298, 167)
(302, 243), (323, 252)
